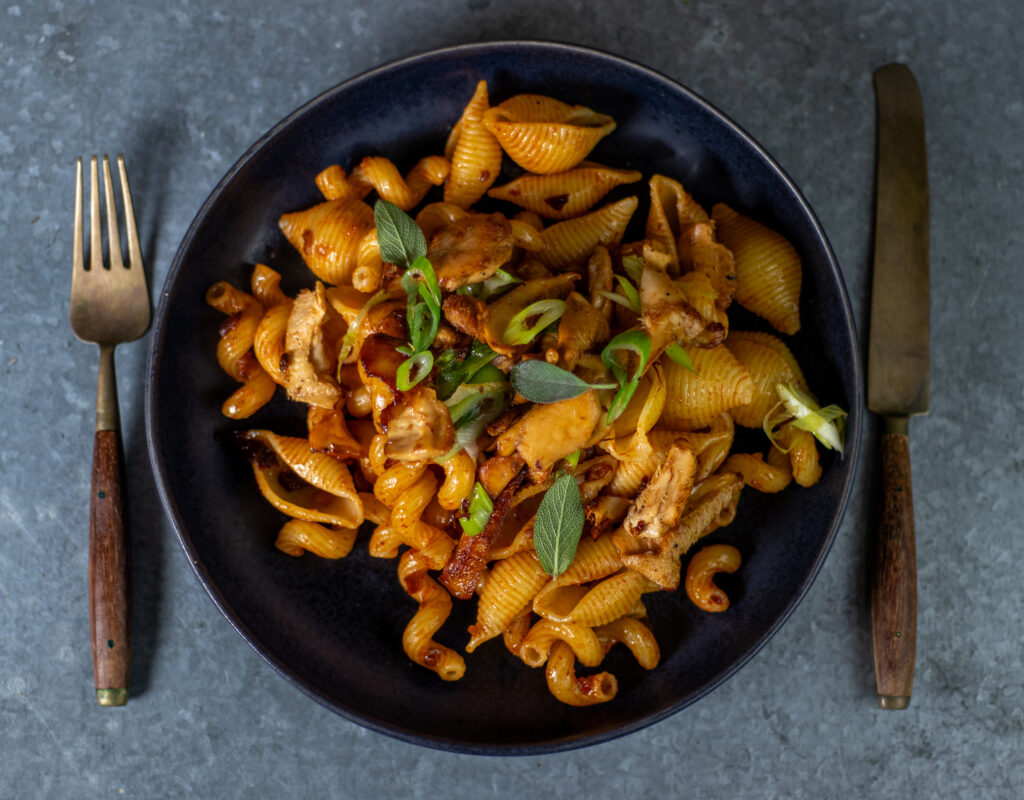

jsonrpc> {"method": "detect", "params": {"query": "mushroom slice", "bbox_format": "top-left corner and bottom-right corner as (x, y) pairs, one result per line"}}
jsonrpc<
(614, 470), (743, 590)
(548, 292), (610, 370)
(621, 441), (697, 540)
(640, 266), (723, 354)
(495, 389), (605, 482)
(484, 273), (577, 355)
(428, 212), (515, 291)
(283, 282), (344, 408)
(382, 385), (456, 462)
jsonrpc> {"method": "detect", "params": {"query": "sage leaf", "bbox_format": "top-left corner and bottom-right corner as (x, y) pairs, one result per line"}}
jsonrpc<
(533, 472), (585, 577)
(375, 199), (427, 268)
(510, 360), (615, 404)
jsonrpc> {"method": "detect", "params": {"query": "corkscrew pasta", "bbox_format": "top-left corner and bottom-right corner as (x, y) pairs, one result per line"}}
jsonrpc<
(207, 80), (844, 707)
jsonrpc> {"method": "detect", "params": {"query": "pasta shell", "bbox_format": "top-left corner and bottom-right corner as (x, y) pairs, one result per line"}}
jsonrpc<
(519, 620), (604, 668)
(347, 155), (450, 210)
(243, 430), (363, 527)
(488, 163), (641, 220)
(594, 618), (660, 670)
(660, 345), (755, 429)
(724, 330), (808, 428)
(278, 197), (374, 285)
(398, 548), (466, 681)
(721, 452), (793, 493)
(275, 520), (357, 559)
(250, 263), (289, 308)
(467, 550), (549, 652)
(444, 81), (503, 209)
(568, 571), (658, 628)
(252, 302), (292, 386)
(712, 203), (802, 335)
(537, 197), (638, 271)
(205, 282), (277, 419)
(483, 95), (616, 174)
(545, 640), (618, 706)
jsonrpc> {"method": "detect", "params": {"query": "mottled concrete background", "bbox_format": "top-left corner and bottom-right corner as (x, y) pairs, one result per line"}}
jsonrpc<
(1, 0), (1021, 797)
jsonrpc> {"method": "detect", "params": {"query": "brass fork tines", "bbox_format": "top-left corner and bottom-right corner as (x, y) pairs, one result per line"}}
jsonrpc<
(70, 154), (150, 707)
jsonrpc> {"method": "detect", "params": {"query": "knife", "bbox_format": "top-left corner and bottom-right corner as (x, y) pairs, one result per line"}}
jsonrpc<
(867, 63), (930, 710)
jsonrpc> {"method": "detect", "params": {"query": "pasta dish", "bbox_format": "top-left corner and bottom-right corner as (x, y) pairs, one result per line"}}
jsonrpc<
(205, 81), (846, 706)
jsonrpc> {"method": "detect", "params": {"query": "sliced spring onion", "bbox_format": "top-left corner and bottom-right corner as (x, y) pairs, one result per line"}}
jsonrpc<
(459, 482), (494, 537)
(664, 343), (696, 372)
(622, 254), (645, 284)
(465, 363), (505, 385)
(401, 256), (442, 354)
(565, 449), (581, 469)
(444, 380), (509, 425)
(335, 289), (391, 373)
(775, 383), (847, 454)
(435, 340), (498, 400)
(436, 387), (509, 463)
(404, 256), (442, 309)
(596, 274), (641, 315)
(457, 268), (522, 301)
(601, 329), (652, 424)
(502, 298), (566, 345)
(395, 350), (434, 391)
(615, 275), (641, 312)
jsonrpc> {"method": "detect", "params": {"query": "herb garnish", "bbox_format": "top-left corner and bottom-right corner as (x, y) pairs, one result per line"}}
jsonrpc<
(509, 360), (615, 404)
(374, 200), (440, 390)
(375, 199), (427, 267)
(533, 471), (585, 577)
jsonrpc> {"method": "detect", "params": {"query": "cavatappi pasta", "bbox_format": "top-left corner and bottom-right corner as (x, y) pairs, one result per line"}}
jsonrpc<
(207, 80), (842, 706)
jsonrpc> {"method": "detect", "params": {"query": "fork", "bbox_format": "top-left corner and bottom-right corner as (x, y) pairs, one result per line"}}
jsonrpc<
(70, 155), (150, 707)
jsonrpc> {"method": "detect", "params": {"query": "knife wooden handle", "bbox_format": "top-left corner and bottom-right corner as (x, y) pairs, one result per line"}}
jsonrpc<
(870, 425), (916, 709)
(90, 428), (131, 706)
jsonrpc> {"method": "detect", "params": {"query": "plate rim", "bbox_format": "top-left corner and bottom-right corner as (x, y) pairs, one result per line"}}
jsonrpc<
(145, 38), (863, 755)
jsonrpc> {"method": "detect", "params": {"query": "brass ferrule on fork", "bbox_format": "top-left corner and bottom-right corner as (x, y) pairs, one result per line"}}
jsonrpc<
(96, 344), (120, 433)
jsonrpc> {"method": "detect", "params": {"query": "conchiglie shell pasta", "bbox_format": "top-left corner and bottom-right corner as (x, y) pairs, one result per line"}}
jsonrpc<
(725, 331), (809, 428)
(251, 462), (363, 527)
(660, 345), (755, 429)
(482, 95), (616, 174)
(278, 197), (374, 286)
(567, 570), (659, 628)
(467, 551), (549, 653)
(445, 81), (503, 209)
(712, 203), (802, 335)
(487, 163), (642, 220)
(537, 197), (638, 271)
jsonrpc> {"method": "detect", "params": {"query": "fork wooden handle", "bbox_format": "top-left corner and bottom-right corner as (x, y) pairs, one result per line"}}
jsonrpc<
(90, 427), (131, 706)
(870, 424), (917, 709)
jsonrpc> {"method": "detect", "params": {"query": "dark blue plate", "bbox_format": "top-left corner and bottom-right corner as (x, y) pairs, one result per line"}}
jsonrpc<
(147, 41), (862, 754)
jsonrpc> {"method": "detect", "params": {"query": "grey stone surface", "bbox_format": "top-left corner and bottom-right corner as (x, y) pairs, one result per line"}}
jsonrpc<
(1, 0), (1022, 796)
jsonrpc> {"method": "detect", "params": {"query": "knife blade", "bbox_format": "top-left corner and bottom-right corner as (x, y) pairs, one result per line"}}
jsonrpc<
(867, 63), (930, 710)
